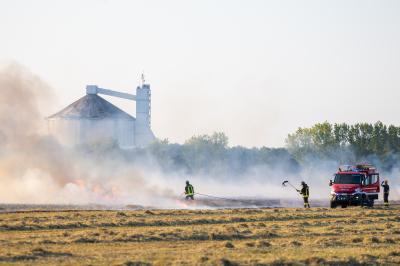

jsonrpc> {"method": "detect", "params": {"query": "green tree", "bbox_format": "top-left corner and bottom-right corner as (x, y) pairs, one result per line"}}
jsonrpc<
(387, 125), (400, 153)
(348, 123), (374, 157)
(372, 121), (388, 156)
(333, 123), (349, 147)
(311, 122), (335, 154)
(183, 132), (229, 173)
(286, 127), (314, 161)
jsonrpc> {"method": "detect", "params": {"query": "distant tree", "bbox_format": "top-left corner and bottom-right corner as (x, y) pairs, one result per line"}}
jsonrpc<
(311, 122), (336, 155)
(372, 121), (388, 156)
(333, 123), (349, 148)
(286, 127), (315, 162)
(387, 125), (400, 153)
(182, 132), (229, 174)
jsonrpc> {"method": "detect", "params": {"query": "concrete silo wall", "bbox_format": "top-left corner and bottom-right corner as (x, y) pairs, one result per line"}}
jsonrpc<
(116, 119), (135, 148)
(48, 119), (81, 146)
(48, 118), (135, 149)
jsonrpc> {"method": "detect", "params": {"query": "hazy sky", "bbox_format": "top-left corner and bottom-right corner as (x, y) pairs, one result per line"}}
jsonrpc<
(1, 0), (400, 147)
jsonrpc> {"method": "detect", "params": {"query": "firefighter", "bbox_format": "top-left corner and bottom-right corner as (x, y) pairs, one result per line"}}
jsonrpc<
(184, 180), (194, 200)
(381, 180), (390, 207)
(297, 181), (310, 208)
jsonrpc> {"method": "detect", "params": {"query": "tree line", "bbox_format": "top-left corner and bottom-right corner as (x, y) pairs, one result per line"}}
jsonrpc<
(286, 121), (400, 169)
(145, 132), (299, 176)
(86, 121), (400, 174)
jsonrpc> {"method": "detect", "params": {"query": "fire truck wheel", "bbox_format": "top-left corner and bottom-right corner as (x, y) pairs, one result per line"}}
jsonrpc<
(341, 204), (348, 208)
(330, 201), (337, 208)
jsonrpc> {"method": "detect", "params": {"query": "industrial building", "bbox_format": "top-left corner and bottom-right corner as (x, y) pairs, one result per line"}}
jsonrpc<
(47, 81), (155, 149)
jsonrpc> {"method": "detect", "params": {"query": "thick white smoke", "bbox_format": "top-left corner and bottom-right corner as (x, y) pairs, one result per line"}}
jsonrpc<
(0, 63), (397, 209)
(0, 64), (174, 206)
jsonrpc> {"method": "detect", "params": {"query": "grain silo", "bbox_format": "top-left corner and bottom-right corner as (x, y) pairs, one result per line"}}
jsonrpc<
(47, 81), (155, 149)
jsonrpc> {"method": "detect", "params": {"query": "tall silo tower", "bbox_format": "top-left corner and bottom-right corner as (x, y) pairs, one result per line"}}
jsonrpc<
(135, 83), (154, 146)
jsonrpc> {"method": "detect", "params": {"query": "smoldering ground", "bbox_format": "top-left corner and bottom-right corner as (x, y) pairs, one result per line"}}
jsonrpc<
(0, 64), (397, 208)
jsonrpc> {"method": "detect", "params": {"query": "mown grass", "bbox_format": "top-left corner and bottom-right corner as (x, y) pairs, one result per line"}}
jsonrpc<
(0, 205), (399, 265)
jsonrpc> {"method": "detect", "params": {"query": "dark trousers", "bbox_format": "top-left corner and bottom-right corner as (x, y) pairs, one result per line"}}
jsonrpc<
(186, 195), (194, 200)
(303, 197), (310, 208)
(384, 193), (389, 206)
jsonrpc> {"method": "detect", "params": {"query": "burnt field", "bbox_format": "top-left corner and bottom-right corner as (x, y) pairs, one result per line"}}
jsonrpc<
(0, 198), (327, 213)
(0, 205), (399, 265)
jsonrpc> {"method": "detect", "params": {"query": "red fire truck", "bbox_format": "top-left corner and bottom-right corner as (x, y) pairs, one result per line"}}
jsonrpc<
(329, 164), (380, 208)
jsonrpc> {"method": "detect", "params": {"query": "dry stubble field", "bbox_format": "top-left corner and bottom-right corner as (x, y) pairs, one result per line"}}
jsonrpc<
(0, 205), (399, 265)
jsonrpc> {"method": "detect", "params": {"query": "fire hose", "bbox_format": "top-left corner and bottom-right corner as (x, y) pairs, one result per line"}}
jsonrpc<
(180, 192), (254, 204)
(194, 192), (246, 202)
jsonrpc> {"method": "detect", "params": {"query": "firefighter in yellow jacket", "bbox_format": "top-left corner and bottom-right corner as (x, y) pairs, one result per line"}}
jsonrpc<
(297, 181), (310, 208)
(184, 181), (194, 200)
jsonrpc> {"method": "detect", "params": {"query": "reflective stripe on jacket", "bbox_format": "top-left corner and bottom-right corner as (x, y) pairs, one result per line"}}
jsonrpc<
(301, 186), (309, 198)
(185, 185), (194, 196)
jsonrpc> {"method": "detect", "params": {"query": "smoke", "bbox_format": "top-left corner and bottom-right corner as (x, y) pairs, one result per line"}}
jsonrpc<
(0, 63), (74, 202)
(0, 64), (397, 209)
(0, 64), (170, 206)
(0, 64), (281, 207)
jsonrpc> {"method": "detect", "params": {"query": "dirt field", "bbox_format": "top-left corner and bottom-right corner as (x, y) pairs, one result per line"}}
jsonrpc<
(0, 205), (399, 265)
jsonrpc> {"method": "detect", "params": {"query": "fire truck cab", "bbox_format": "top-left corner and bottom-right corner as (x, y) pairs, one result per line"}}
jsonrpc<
(329, 164), (380, 208)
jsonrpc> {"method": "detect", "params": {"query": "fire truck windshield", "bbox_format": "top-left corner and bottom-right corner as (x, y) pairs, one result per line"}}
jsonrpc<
(334, 174), (363, 184)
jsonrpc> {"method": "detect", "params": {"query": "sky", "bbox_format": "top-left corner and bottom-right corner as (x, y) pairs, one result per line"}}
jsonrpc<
(1, 0), (400, 147)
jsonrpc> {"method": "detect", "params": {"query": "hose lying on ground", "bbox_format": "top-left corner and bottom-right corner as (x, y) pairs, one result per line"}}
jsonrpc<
(193, 192), (254, 204)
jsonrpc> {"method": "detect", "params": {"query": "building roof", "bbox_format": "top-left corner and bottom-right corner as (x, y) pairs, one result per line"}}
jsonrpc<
(48, 94), (135, 120)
